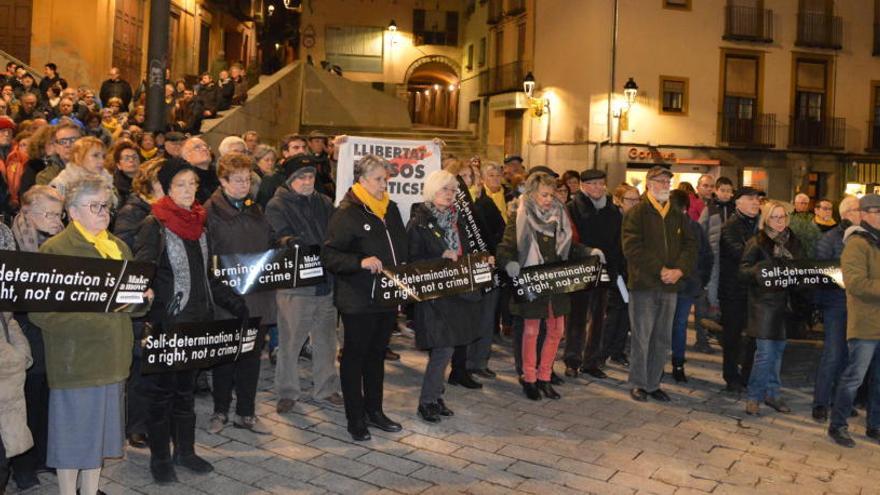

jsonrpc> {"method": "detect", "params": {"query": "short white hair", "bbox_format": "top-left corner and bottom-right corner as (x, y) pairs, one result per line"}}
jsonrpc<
(840, 196), (860, 216)
(218, 136), (247, 156)
(423, 169), (458, 203)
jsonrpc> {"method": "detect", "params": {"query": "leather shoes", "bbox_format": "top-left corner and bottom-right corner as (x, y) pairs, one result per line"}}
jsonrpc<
(580, 367), (608, 379)
(828, 426), (856, 448)
(649, 389), (671, 402)
(630, 388), (648, 402)
(418, 403), (442, 423)
(150, 459), (178, 484)
(448, 372), (483, 389)
(522, 381), (541, 400)
(550, 372), (564, 385)
(436, 398), (454, 416)
(128, 432), (148, 449)
(812, 406), (828, 422)
(347, 422), (371, 442)
(384, 349), (400, 361)
(470, 368), (497, 379)
(366, 411), (402, 432)
(537, 380), (561, 399)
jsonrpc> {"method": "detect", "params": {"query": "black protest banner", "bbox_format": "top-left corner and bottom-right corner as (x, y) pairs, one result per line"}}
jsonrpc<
(454, 176), (489, 253)
(755, 260), (844, 289)
(142, 317), (263, 373)
(374, 252), (495, 305)
(512, 256), (603, 302)
(0, 250), (154, 312)
(211, 245), (325, 295)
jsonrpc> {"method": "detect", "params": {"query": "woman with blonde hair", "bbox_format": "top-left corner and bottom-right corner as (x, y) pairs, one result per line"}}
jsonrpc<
(49, 136), (113, 198)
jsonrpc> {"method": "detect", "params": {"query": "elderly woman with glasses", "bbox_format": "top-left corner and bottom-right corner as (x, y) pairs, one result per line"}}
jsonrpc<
(108, 138), (142, 205)
(29, 179), (137, 495)
(740, 200), (805, 416)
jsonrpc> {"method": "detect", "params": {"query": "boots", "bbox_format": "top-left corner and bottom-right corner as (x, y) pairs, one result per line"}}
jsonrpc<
(172, 414), (213, 474)
(537, 380), (561, 400)
(672, 358), (687, 383)
(147, 417), (177, 484)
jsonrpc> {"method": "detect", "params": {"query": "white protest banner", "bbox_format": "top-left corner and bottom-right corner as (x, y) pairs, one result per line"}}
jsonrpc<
(335, 136), (442, 224)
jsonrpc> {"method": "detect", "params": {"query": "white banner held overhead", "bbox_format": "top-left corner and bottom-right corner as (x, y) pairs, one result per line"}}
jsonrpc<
(335, 136), (442, 224)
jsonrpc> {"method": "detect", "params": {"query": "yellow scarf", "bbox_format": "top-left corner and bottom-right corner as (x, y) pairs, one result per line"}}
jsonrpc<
(352, 182), (389, 219)
(73, 221), (123, 260)
(815, 216), (836, 227)
(140, 147), (158, 160)
(485, 185), (509, 223)
(646, 191), (670, 219)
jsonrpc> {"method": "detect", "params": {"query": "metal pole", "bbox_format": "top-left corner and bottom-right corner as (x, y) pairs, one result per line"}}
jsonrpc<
(145, 0), (170, 133)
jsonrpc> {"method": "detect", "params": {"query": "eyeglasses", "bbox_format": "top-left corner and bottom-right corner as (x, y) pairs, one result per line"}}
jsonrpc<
(78, 202), (112, 215)
(56, 136), (77, 146)
(623, 196), (640, 203)
(32, 210), (64, 220)
(119, 154), (140, 163)
(228, 177), (251, 186)
(191, 144), (209, 152)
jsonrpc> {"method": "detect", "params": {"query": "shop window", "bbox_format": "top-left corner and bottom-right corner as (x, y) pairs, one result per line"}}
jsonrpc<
(664, 0), (691, 10)
(660, 76), (688, 115)
(325, 25), (383, 73)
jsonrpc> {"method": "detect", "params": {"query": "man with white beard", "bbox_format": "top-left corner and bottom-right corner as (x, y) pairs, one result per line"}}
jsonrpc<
(621, 166), (697, 403)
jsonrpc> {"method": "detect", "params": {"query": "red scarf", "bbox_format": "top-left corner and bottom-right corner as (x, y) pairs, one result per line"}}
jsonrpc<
(151, 196), (206, 241)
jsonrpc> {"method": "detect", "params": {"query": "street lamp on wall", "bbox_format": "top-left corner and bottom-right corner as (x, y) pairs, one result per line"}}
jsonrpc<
(522, 72), (548, 118)
(614, 77), (639, 130)
(388, 19), (398, 32)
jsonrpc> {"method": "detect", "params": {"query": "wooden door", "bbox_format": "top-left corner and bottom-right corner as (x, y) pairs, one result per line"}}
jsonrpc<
(112, 0), (145, 90)
(0, 0), (33, 64)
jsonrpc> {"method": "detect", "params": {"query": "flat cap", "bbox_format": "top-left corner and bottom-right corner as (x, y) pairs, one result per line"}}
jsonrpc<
(580, 169), (606, 181)
(734, 186), (761, 200)
(859, 193), (880, 211)
(645, 165), (673, 181)
(526, 165), (558, 178)
(503, 155), (523, 164)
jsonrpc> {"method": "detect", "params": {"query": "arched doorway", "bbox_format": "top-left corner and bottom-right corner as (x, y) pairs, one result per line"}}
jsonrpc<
(405, 56), (459, 128)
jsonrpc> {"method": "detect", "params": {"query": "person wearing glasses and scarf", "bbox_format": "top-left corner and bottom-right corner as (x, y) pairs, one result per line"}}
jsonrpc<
(496, 172), (599, 401)
(739, 200), (805, 416)
(29, 179), (136, 495)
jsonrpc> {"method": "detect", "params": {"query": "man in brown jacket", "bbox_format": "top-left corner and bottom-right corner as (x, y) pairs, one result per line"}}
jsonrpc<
(829, 194), (880, 447)
(622, 166), (696, 403)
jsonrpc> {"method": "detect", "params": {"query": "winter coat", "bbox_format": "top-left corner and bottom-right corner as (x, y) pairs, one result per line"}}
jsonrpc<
(99, 79), (133, 109)
(257, 169), (286, 208)
(232, 76), (248, 105)
(719, 211), (759, 302)
(217, 79), (234, 111)
(471, 191), (506, 255)
(406, 202), (480, 350)
(699, 198), (735, 305)
(193, 164), (220, 206)
(789, 212), (822, 258)
(29, 224), (135, 389)
(113, 194), (151, 249)
(34, 154), (66, 186)
(204, 189), (277, 325)
(814, 220), (849, 310)
(0, 312), (33, 458)
(739, 229), (805, 340)
(48, 164), (113, 199)
(17, 157), (50, 200)
(496, 209), (590, 319)
(113, 169), (133, 206)
(680, 215), (713, 298)
(323, 188), (408, 315)
(265, 185), (335, 296)
(194, 82), (220, 116)
(841, 225), (880, 340)
(568, 192), (623, 279)
(621, 196), (697, 292)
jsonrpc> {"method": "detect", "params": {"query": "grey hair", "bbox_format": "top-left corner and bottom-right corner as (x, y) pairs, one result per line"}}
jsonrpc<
(253, 144), (276, 162)
(218, 136), (247, 156)
(64, 178), (117, 212)
(21, 185), (63, 209)
(523, 172), (556, 196)
(480, 161), (502, 176)
(422, 169), (458, 203)
(354, 154), (392, 182)
(839, 196), (860, 216)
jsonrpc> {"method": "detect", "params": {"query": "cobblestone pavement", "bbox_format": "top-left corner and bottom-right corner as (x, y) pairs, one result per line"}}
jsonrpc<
(9, 329), (880, 495)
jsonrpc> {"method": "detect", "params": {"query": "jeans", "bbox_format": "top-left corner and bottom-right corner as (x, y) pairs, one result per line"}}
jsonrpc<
(831, 339), (880, 430)
(522, 311), (565, 383)
(747, 338), (786, 402)
(467, 288), (500, 371)
(603, 285), (630, 359)
(671, 294), (694, 361)
(628, 289), (676, 392)
(339, 312), (395, 425)
(274, 293), (340, 401)
(813, 307), (848, 408)
(420, 346), (454, 405)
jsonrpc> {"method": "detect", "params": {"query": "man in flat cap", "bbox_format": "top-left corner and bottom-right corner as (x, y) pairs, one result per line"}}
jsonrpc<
(564, 168), (622, 379)
(622, 166), (696, 402)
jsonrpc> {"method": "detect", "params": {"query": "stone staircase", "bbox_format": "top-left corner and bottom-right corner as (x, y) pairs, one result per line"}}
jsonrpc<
(300, 124), (483, 159)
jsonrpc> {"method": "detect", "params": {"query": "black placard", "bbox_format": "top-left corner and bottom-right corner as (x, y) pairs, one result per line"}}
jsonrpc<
(755, 260), (844, 289)
(454, 176), (489, 253)
(0, 251), (154, 312)
(142, 317), (263, 373)
(211, 245), (325, 295)
(373, 252), (495, 305)
(511, 256), (604, 302)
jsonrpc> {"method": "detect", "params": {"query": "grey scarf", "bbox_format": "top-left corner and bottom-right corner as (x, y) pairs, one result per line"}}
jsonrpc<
(164, 227), (211, 317)
(766, 228), (794, 260)
(425, 202), (460, 252)
(515, 194), (573, 267)
(589, 194), (607, 210)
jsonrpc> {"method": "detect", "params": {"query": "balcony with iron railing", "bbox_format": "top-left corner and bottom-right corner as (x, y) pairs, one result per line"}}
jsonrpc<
(478, 60), (530, 96)
(724, 5), (773, 42)
(867, 121), (880, 151)
(789, 116), (845, 149)
(795, 12), (842, 49)
(719, 113), (776, 147)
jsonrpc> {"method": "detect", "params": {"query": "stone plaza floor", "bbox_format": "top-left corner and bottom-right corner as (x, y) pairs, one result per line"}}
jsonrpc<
(8, 329), (880, 495)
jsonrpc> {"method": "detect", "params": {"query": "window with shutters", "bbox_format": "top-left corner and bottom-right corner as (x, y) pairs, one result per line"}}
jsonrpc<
(466, 44), (474, 71)
(794, 59), (827, 121)
(324, 25), (384, 73)
(719, 51), (774, 147)
(478, 38), (487, 67)
(469, 99), (481, 124)
(723, 54), (759, 120)
(413, 9), (459, 46)
(659, 76), (688, 115)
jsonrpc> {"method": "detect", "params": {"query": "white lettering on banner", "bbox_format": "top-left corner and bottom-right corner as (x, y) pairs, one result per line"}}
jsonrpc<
(336, 137), (443, 224)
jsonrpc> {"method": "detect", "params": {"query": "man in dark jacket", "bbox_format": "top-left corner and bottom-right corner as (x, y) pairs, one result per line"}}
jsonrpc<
(563, 169), (620, 378)
(38, 63), (64, 99)
(622, 166), (697, 402)
(697, 176), (735, 348)
(217, 70), (233, 111)
(187, 73), (220, 134)
(181, 137), (220, 204)
(719, 186), (761, 392)
(99, 67), (133, 110)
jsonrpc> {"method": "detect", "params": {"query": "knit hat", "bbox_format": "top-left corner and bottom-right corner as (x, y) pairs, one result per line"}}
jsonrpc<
(157, 157), (197, 195)
(283, 155), (320, 184)
(0, 116), (15, 132)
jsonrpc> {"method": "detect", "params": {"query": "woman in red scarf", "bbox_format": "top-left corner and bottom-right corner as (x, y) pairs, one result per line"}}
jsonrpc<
(133, 158), (247, 485)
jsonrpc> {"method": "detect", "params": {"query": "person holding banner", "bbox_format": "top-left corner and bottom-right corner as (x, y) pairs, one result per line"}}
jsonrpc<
(407, 170), (483, 423)
(265, 153), (343, 414)
(134, 158), (249, 484)
(29, 178), (135, 495)
(204, 152), (276, 435)
(739, 200), (805, 415)
(497, 172), (598, 401)
(324, 154), (408, 442)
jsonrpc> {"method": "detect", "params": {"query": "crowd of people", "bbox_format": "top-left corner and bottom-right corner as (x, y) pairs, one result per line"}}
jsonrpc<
(1, 61), (880, 495)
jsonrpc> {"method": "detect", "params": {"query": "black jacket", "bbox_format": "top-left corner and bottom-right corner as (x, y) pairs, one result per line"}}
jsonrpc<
(113, 170), (133, 206)
(568, 192), (623, 278)
(323, 189), (408, 314)
(192, 164), (220, 205)
(112, 193), (151, 249)
(406, 202), (480, 350)
(17, 157), (51, 200)
(739, 229), (805, 340)
(194, 82), (220, 116)
(99, 79), (133, 109)
(680, 216), (713, 298)
(719, 211), (759, 302)
(471, 192), (506, 255)
(217, 79), (234, 111)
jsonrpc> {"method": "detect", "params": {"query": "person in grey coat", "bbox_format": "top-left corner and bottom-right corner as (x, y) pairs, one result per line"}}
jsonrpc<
(265, 156), (342, 415)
